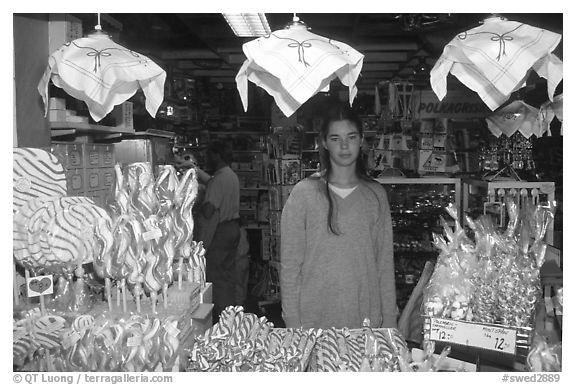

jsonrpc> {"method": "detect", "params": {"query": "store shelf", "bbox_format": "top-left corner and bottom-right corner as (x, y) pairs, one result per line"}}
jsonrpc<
(50, 121), (135, 136)
(244, 224), (270, 230)
(379, 178), (461, 313)
(211, 131), (268, 135)
(376, 177), (461, 185)
(462, 178), (555, 244)
(156, 116), (201, 128)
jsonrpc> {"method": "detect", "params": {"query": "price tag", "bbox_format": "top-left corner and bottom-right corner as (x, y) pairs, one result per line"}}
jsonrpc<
(428, 317), (517, 355)
(27, 275), (54, 297)
(143, 216), (158, 231)
(164, 322), (180, 338)
(127, 335), (142, 347)
(142, 228), (163, 241)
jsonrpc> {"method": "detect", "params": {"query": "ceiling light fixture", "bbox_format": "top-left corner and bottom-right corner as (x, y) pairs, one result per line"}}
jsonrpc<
(222, 13), (271, 37)
(37, 13), (167, 122)
(235, 13), (364, 117)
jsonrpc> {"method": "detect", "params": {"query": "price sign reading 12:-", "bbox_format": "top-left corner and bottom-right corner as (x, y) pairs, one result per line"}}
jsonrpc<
(429, 317), (517, 355)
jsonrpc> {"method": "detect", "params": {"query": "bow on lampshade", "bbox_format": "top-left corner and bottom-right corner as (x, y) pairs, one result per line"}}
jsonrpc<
(37, 14), (166, 122)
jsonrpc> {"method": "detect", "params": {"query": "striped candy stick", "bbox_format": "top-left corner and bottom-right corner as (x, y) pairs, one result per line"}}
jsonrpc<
(336, 329), (352, 371)
(238, 312), (257, 342)
(346, 334), (363, 370)
(320, 328), (339, 371)
(13, 148), (67, 214)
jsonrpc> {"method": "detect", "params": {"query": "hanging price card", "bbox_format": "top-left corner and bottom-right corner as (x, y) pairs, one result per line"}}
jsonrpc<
(428, 317), (517, 355)
(27, 274), (54, 297)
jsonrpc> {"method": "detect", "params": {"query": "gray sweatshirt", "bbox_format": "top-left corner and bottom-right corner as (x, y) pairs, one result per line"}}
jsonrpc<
(280, 177), (397, 329)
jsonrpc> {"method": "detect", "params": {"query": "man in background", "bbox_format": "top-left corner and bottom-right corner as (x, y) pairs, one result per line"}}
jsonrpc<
(196, 140), (240, 323)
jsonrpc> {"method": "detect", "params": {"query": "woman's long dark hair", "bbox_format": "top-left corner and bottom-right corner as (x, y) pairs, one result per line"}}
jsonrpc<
(316, 103), (373, 235)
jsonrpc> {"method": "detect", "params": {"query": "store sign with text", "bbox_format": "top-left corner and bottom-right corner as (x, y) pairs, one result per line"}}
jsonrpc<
(414, 90), (490, 119)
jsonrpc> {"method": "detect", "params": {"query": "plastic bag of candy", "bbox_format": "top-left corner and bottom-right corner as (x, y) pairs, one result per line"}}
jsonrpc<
(422, 205), (477, 321)
(466, 215), (499, 323)
(526, 333), (561, 372)
(495, 198), (554, 327)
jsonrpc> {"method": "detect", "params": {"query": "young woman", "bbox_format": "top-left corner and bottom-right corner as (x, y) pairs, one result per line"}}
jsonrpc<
(280, 103), (397, 329)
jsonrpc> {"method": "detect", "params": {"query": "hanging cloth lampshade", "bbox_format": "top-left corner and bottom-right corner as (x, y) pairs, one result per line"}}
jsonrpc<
(430, 15), (562, 111)
(236, 15), (364, 117)
(538, 93), (563, 136)
(37, 16), (166, 122)
(485, 100), (541, 138)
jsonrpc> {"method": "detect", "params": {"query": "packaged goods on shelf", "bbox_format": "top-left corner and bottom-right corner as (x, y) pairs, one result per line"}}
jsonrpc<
(281, 159), (302, 185)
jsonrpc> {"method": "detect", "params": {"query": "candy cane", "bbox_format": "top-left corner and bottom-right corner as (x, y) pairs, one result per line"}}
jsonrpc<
(319, 328), (339, 372)
(110, 215), (129, 264)
(114, 164), (130, 216)
(155, 165), (178, 217)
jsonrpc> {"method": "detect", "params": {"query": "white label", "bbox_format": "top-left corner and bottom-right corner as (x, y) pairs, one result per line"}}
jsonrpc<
(142, 228), (162, 241)
(143, 216), (158, 231)
(163, 322), (180, 338)
(27, 275), (54, 297)
(127, 335), (142, 347)
(428, 317), (517, 355)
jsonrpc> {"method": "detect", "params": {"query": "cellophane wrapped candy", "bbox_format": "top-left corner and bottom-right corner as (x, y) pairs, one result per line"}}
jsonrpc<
(422, 204), (477, 321)
(468, 216), (499, 323)
(494, 199), (553, 327)
(526, 333), (562, 372)
(423, 199), (554, 328)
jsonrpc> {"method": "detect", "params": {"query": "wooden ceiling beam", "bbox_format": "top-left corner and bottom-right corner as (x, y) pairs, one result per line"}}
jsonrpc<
(161, 49), (221, 60)
(363, 52), (410, 62)
(362, 63), (400, 71)
(176, 60), (233, 69)
(190, 69), (238, 77)
(224, 53), (248, 64)
(207, 77), (237, 83)
(355, 42), (419, 51)
(359, 72), (394, 79)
